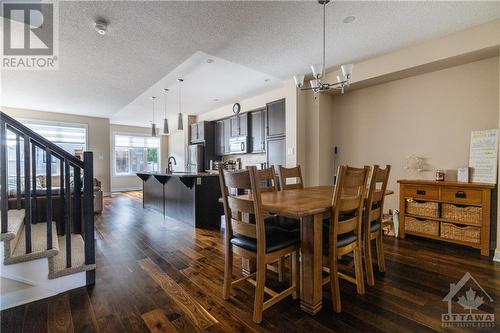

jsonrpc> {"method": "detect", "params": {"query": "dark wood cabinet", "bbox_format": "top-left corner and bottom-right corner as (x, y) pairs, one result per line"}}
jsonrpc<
(223, 118), (231, 155)
(266, 99), (286, 138)
(190, 123), (198, 143)
(266, 136), (286, 169)
(189, 121), (214, 145)
(250, 108), (265, 153)
(230, 114), (248, 138)
(215, 120), (224, 156)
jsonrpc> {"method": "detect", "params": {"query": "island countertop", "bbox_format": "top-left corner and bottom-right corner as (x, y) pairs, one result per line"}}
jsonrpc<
(136, 171), (218, 178)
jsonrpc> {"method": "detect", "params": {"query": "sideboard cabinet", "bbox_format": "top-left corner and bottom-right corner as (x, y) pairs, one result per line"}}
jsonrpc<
(398, 180), (494, 256)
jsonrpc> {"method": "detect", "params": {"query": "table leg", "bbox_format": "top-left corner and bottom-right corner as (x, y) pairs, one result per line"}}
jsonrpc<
(300, 213), (323, 315)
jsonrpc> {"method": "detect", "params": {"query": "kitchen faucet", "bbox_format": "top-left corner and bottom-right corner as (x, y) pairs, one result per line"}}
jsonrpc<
(167, 156), (177, 173)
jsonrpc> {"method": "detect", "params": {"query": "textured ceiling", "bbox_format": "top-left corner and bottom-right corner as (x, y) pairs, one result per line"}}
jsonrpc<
(1, 1), (499, 127)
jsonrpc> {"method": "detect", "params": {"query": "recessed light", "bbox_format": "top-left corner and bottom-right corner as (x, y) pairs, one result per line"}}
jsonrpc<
(213, 98), (219, 102)
(95, 19), (108, 35)
(206, 59), (214, 64)
(343, 15), (356, 24)
(264, 78), (271, 82)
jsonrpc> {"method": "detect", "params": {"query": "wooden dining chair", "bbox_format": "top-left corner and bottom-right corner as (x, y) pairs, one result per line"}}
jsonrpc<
(363, 165), (391, 286)
(219, 166), (300, 323)
(278, 165), (304, 190)
(323, 165), (370, 313)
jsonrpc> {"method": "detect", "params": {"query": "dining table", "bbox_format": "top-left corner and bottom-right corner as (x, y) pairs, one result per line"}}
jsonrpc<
(232, 185), (394, 315)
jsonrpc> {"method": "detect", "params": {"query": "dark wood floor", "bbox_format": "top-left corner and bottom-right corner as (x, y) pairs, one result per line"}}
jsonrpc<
(2, 191), (499, 333)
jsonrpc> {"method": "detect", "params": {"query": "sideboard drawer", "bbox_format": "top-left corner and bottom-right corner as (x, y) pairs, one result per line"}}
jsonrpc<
(403, 186), (439, 200)
(441, 187), (482, 205)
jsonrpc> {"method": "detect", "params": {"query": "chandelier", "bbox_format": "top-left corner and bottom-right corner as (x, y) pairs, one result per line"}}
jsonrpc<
(293, 0), (353, 94)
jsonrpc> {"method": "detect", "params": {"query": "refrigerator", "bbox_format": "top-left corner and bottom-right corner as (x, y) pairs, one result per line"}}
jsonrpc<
(187, 144), (204, 173)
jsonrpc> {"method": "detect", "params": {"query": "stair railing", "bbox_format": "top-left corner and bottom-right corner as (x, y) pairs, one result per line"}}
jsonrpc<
(0, 111), (95, 285)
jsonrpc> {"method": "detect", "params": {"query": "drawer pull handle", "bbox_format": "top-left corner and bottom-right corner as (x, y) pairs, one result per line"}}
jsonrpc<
(416, 190), (426, 195)
(455, 191), (466, 199)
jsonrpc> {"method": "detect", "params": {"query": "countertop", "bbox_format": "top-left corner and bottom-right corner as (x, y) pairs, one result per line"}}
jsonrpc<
(136, 171), (218, 178)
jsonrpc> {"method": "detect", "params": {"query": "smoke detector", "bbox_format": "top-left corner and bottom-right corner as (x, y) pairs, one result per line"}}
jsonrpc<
(95, 20), (108, 35)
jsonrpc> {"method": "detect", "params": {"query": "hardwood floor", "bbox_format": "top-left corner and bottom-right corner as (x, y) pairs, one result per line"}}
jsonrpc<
(2, 191), (499, 333)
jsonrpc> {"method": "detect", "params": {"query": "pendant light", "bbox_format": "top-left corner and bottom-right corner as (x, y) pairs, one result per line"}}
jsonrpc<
(177, 78), (184, 130)
(293, 0), (353, 94)
(151, 96), (157, 137)
(163, 88), (169, 135)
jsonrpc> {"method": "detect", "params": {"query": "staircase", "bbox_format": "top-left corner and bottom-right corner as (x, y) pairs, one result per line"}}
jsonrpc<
(0, 112), (95, 310)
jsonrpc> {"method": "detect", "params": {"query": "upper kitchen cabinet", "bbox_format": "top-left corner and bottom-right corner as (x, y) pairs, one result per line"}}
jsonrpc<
(230, 113), (248, 138)
(266, 98), (286, 138)
(215, 120), (224, 156)
(250, 108), (265, 153)
(223, 118), (231, 155)
(189, 121), (214, 144)
(266, 136), (286, 169)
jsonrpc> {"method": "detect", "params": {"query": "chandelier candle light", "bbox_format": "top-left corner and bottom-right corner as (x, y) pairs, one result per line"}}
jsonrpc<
(177, 78), (184, 130)
(151, 96), (157, 137)
(293, 0), (354, 94)
(163, 88), (169, 135)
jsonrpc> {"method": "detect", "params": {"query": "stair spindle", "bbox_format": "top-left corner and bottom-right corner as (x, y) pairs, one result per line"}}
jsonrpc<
(60, 159), (64, 224)
(83, 152), (95, 285)
(46, 148), (53, 250)
(31, 144), (37, 225)
(1, 118), (7, 233)
(74, 167), (82, 234)
(15, 134), (21, 209)
(24, 134), (32, 254)
(65, 160), (71, 268)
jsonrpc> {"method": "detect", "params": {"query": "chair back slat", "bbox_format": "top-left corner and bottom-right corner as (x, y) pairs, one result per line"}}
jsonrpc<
(227, 196), (254, 214)
(254, 166), (278, 193)
(365, 165), (391, 230)
(224, 169), (252, 190)
(330, 165), (370, 239)
(231, 219), (257, 238)
(278, 165), (304, 190)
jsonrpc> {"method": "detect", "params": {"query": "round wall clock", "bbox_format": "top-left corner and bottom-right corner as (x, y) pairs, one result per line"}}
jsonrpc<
(232, 103), (241, 115)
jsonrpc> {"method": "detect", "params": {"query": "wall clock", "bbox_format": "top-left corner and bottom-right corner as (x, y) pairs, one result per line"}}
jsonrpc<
(232, 103), (241, 115)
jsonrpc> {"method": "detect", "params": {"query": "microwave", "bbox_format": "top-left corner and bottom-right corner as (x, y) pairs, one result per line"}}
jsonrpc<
(229, 136), (248, 154)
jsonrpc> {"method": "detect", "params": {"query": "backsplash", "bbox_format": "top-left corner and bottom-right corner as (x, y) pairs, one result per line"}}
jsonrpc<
(222, 153), (266, 168)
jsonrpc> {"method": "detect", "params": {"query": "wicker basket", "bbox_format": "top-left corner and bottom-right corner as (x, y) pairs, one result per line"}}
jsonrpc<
(440, 222), (480, 244)
(441, 204), (482, 225)
(406, 200), (439, 218)
(405, 217), (439, 236)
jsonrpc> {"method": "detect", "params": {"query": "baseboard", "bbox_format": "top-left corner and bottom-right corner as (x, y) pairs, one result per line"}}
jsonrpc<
(111, 187), (141, 193)
(493, 249), (500, 262)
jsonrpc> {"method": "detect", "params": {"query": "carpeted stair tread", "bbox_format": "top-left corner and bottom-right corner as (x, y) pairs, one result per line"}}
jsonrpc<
(48, 234), (95, 279)
(4, 222), (59, 265)
(0, 209), (25, 241)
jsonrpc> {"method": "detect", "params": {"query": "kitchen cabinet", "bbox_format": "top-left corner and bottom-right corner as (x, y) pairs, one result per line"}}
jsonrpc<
(190, 121), (212, 144)
(266, 136), (286, 169)
(266, 99), (286, 138)
(223, 118), (231, 155)
(250, 108), (265, 153)
(215, 120), (224, 156)
(230, 113), (249, 138)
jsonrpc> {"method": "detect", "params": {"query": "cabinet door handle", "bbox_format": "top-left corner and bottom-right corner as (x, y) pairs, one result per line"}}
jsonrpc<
(416, 189), (426, 195)
(455, 191), (466, 199)
(241, 142), (245, 151)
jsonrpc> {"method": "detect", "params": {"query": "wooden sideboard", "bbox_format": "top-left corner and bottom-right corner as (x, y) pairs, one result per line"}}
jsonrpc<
(398, 180), (495, 256)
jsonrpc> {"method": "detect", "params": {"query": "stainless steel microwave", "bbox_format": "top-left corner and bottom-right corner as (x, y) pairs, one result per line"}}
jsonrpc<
(229, 136), (248, 154)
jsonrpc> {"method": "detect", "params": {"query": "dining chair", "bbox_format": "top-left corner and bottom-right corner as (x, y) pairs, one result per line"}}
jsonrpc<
(363, 165), (391, 286)
(278, 165), (304, 190)
(323, 165), (370, 313)
(219, 166), (300, 323)
(255, 165), (278, 192)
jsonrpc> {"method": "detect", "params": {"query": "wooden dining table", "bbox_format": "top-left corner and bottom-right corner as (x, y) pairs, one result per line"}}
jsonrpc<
(234, 185), (394, 315)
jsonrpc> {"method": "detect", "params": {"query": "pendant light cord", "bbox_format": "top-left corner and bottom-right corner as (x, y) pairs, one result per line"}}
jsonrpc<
(179, 81), (181, 114)
(152, 97), (155, 123)
(164, 90), (167, 118)
(322, 2), (326, 79)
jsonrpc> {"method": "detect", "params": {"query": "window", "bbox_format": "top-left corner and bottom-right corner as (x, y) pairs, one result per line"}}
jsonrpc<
(6, 120), (87, 178)
(113, 134), (160, 175)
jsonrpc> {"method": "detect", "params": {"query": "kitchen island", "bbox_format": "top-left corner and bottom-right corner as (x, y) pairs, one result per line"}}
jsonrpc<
(137, 172), (223, 229)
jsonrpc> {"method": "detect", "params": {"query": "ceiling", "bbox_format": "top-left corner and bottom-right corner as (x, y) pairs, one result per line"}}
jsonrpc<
(1, 1), (499, 127)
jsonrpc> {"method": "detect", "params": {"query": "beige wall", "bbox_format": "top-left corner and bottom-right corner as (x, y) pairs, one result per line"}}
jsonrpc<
(2, 107), (112, 194)
(110, 124), (168, 192)
(329, 57), (499, 211)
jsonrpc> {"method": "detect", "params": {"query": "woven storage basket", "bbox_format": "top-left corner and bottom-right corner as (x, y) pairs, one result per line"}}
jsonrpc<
(441, 204), (482, 224)
(406, 200), (439, 218)
(405, 217), (439, 236)
(440, 222), (480, 244)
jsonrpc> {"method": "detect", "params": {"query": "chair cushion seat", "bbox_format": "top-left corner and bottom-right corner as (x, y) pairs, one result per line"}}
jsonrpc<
(322, 221), (358, 249)
(230, 220), (299, 254)
(266, 215), (300, 232)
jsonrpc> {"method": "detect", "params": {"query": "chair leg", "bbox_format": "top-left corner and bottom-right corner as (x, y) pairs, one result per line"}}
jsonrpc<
(223, 243), (233, 300)
(329, 252), (341, 313)
(278, 257), (285, 282)
(353, 245), (365, 295)
(364, 234), (375, 286)
(292, 251), (299, 299)
(376, 231), (386, 272)
(253, 260), (267, 324)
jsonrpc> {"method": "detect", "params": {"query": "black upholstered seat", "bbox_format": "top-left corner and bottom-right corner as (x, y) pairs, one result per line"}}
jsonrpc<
(266, 215), (300, 233)
(370, 220), (381, 232)
(322, 222), (358, 250)
(230, 220), (299, 254)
